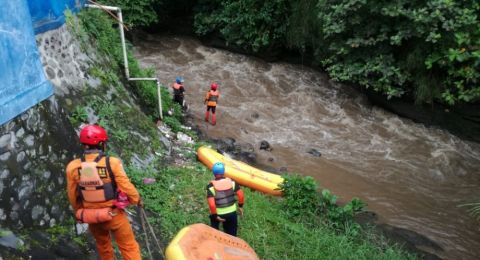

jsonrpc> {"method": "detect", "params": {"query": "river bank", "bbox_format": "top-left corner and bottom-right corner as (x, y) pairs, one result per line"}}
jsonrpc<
(187, 123), (442, 259)
(127, 126), (415, 259)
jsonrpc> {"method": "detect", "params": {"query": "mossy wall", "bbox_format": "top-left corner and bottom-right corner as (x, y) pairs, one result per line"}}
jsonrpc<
(0, 13), (167, 257)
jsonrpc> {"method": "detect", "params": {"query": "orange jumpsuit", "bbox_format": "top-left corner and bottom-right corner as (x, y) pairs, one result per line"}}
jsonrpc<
(204, 90), (219, 108)
(66, 153), (141, 260)
(204, 90), (220, 125)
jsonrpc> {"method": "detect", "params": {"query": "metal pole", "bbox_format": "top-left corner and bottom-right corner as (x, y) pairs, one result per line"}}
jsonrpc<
(85, 3), (163, 121)
(117, 9), (130, 79)
(84, 4), (119, 11)
(128, 78), (158, 81)
(157, 80), (163, 120)
(128, 78), (163, 120)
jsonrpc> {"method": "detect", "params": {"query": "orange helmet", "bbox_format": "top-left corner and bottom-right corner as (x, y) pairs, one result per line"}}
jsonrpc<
(79, 124), (108, 145)
(211, 83), (218, 90)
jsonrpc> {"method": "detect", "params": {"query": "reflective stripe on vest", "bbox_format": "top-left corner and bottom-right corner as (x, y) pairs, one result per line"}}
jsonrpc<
(209, 178), (237, 214)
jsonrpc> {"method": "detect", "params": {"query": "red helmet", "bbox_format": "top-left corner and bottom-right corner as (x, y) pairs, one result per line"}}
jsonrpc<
(79, 124), (108, 145)
(211, 83), (218, 90)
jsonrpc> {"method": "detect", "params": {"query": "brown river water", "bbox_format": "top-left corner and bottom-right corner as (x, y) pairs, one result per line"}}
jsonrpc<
(134, 35), (480, 259)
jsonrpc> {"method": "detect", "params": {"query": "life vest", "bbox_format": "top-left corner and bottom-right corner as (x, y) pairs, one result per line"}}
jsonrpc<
(173, 83), (184, 96)
(206, 90), (219, 107)
(209, 178), (236, 214)
(77, 153), (117, 203)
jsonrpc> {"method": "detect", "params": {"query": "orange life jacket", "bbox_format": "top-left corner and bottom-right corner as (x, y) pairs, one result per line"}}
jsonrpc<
(77, 153), (116, 203)
(205, 90), (219, 107)
(173, 83), (184, 96)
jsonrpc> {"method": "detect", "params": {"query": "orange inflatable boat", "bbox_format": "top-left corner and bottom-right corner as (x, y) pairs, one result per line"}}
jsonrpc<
(165, 223), (259, 260)
(197, 146), (284, 196)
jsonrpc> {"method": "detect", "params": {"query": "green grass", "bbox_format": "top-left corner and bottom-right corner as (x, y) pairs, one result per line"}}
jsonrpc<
(128, 163), (414, 260)
(240, 190), (409, 259)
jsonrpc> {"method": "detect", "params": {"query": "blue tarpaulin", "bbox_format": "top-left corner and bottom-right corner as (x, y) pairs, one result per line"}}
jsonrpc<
(28, 0), (85, 34)
(0, 0), (54, 125)
(0, 0), (85, 125)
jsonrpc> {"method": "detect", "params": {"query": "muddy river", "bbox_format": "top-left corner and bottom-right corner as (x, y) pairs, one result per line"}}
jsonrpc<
(135, 35), (480, 259)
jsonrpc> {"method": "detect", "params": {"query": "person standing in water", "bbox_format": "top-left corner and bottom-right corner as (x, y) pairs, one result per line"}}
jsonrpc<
(172, 76), (185, 107)
(204, 82), (219, 125)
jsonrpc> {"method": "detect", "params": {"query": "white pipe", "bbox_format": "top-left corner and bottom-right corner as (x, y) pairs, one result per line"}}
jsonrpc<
(84, 4), (119, 11)
(130, 79), (163, 120)
(128, 78), (158, 81)
(85, 3), (163, 120)
(156, 80), (163, 119)
(116, 9), (130, 79)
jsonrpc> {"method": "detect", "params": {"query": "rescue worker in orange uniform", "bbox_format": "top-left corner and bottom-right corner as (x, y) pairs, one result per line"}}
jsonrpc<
(206, 162), (244, 236)
(204, 82), (220, 125)
(65, 124), (142, 260)
(172, 76), (185, 107)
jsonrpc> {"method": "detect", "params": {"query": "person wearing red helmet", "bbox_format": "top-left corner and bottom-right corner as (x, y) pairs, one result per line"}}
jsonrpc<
(204, 82), (220, 125)
(65, 124), (142, 260)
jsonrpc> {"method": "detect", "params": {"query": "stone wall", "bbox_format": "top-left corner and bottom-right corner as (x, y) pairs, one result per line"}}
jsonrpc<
(0, 24), (93, 230)
(0, 97), (80, 228)
(37, 25), (101, 100)
(0, 17), (166, 234)
(0, 9), (170, 257)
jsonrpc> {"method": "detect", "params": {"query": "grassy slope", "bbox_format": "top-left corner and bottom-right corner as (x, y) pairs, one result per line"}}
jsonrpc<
(129, 162), (413, 260)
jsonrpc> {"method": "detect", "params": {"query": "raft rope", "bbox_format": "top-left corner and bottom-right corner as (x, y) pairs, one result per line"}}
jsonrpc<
(221, 150), (280, 183)
(222, 153), (245, 171)
(140, 208), (166, 260)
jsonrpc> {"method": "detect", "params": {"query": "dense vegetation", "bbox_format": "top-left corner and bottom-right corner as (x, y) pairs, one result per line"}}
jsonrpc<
(99, 0), (480, 106)
(64, 7), (414, 259)
(94, 0), (158, 27)
(195, 0), (480, 105)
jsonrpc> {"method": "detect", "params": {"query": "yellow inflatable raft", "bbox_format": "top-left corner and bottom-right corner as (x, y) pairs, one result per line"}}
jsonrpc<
(197, 146), (283, 196)
(165, 223), (259, 260)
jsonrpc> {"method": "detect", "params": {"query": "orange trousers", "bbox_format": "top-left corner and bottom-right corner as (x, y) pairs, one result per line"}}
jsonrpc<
(88, 210), (141, 260)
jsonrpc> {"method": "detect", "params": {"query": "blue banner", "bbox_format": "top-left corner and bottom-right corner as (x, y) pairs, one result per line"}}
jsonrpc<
(28, 0), (85, 34)
(0, 0), (54, 125)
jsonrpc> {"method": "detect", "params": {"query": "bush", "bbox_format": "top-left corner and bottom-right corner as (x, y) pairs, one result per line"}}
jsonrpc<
(68, 106), (88, 126)
(280, 175), (319, 217)
(194, 0), (289, 52)
(97, 0), (159, 27)
(194, 0), (480, 105)
(163, 116), (182, 133)
(280, 174), (365, 234)
(320, 189), (365, 234)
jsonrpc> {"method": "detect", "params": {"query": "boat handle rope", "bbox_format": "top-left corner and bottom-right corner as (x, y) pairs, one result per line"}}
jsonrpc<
(222, 152), (275, 182)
